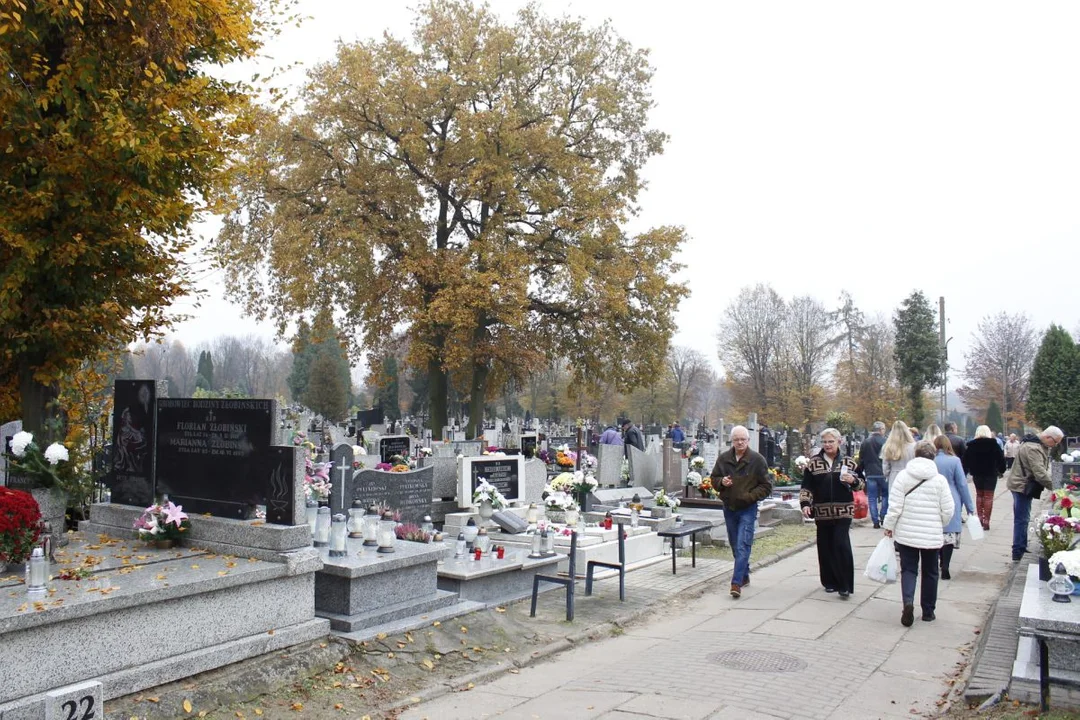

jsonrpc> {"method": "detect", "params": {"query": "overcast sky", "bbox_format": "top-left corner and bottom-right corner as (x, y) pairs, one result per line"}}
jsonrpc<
(173, 0), (1080, 394)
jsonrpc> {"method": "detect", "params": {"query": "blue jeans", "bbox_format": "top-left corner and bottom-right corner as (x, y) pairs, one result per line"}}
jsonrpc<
(724, 504), (758, 586)
(1012, 491), (1032, 560)
(865, 475), (888, 524)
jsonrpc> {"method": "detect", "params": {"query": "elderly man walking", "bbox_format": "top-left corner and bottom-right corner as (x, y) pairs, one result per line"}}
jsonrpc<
(710, 425), (772, 598)
(1005, 425), (1064, 561)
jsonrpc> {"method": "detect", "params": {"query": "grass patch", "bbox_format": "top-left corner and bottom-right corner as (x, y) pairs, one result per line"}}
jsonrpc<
(689, 522), (815, 561)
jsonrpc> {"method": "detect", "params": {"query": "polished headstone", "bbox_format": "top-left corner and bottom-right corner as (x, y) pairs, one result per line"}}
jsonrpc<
(107, 380), (164, 507)
(346, 466), (433, 524)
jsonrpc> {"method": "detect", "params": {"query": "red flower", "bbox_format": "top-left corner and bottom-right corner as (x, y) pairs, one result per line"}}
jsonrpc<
(1062, 497), (1074, 510)
(0, 487), (43, 564)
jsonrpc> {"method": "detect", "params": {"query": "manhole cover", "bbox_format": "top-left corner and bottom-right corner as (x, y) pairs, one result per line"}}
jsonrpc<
(707, 649), (807, 673)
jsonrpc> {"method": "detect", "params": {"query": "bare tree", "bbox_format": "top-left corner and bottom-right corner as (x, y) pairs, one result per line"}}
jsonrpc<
(717, 283), (786, 412)
(958, 312), (1038, 431)
(668, 346), (710, 422)
(782, 295), (836, 423)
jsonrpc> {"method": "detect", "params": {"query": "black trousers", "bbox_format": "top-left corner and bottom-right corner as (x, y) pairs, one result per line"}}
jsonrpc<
(816, 519), (854, 593)
(897, 543), (940, 614)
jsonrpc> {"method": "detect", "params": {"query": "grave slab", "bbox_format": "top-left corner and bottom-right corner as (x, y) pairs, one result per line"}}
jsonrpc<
(437, 549), (561, 604)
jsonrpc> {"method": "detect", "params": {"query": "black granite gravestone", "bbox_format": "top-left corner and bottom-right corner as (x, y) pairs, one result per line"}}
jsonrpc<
(108, 380), (160, 507)
(264, 445), (298, 525)
(520, 434), (537, 458)
(378, 435), (411, 464)
(469, 458), (520, 500)
(347, 466), (433, 524)
(155, 398), (275, 519)
(328, 443), (355, 513)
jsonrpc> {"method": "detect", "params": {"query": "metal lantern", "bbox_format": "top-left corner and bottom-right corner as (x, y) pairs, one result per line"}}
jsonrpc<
(314, 506), (332, 547)
(362, 504), (381, 546)
(329, 514), (348, 558)
(347, 500), (366, 538)
(463, 518), (479, 550)
(377, 511), (396, 553)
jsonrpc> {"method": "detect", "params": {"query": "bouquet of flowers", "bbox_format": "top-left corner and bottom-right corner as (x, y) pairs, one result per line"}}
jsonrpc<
(304, 458), (332, 503)
(0, 487), (42, 565)
(544, 491), (578, 512)
(1038, 514), (1080, 555)
(1048, 549), (1080, 582)
(395, 523), (432, 543)
(571, 470), (598, 495)
(555, 444), (576, 469)
(794, 456), (809, 471)
(419, 447), (433, 457)
(769, 468), (796, 487)
(547, 472), (576, 494)
(1049, 488), (1080, 519)
(134, 500), (190, 542)
(686, 471), (703, 488)
(690, 456), (707, 472)
(654, 489), (681, 508)
(620, 458), (630, 483)
(700, 477), (719, 498)
(7, 430), (77, 492)
(579, 451), (597, 471)
(473, 478), (508, 510)
(389, 454), (411, 472)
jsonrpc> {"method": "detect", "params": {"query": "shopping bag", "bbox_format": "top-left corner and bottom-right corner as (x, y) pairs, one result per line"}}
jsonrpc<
(966, 517), (985, 541)
(864, 537), (898, 583)
(853, 490), (869, 520)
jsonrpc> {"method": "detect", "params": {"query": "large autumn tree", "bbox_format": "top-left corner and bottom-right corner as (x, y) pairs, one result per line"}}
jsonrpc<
(215, 1), (688, 440)
(0, 0), (279, 434)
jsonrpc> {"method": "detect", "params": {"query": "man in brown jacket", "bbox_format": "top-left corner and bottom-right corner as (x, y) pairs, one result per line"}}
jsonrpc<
(710, 425), (772, 598)
(1005, 425), (1063, 561)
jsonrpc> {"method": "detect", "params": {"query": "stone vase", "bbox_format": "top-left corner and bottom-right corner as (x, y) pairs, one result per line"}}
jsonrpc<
(576, 489), (593, 513)
(546, 509), (567, 525)
(652, 506), (672, 518)
(1039, 555), (1052, 582)
(477, 500), (495, 521)
(30, 487), (68, 548)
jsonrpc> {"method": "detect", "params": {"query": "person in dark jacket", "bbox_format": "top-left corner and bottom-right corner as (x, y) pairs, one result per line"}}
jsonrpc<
(1005, 426), (1062, 560)
(857, 421), (888, 528)
(800, 427), (864, 599)
(710, 425), (772, 599)
(621, 420), (645, 458)
(944, 422), (968, 472)
(963, 425), (1006, 531)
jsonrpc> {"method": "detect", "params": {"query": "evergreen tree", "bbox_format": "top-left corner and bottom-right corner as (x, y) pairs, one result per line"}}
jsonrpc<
(893, 291), (945, 428)
(1027, 325), (1080, 434)
(288, 321), (314, 403)
(303, 351), (349, 422)
(195, 351), (214, 391)
(985, 400), (1003, 434)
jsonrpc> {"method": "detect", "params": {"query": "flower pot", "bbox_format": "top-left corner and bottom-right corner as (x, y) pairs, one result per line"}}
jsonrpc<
(1040, 556), (1052, 582)
(576, 489), (594, 513)
(565, 509), (580, 527)
(30, 487), (68, 548)
(652, 506), (672, 518)
(153, 539), (175, 550)
(477, 500), (495, 521)
(546, 510), (566, 524)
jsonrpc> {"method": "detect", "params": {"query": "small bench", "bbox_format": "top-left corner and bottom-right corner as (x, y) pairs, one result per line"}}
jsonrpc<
(656, 520), (712, 575)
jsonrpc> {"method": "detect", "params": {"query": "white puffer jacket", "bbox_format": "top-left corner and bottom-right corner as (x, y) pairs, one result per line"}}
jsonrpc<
(881, 457), (955, 549)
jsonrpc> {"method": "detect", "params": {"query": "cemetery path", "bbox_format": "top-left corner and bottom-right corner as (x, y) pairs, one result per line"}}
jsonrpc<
(397, 488), (1016, 720)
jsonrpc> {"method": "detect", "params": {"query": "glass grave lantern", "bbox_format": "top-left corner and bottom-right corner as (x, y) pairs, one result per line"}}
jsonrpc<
(347, 500), (366, 538)
(525, 503), (540, 526)
(329, 514), (348, 558)
(377, 511), (397, 553)
(529, 530), (542, 558)
(476, 527), (491, 555)
(420, 515), (434, 535)
(463, 518), (479, 551)
(540, 527), (555, 556)
(306, 500), (319, 537)
(1049, 562), (1075, 603)
(362, 504), (381, 546)
(313, 506), (332, 547)
(455, 531), (467, 558)
(26, 547), (47, 596)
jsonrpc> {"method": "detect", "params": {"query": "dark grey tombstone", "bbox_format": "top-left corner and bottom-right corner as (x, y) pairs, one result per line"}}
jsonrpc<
(328, 443), (356, 513)
(108, 380), (164, 507)
(265, 445), (301, 525)
(467, 457), (520, 501)
(346, 466), (433, 525)
(378, 435), (411, 464)
(520, 433), (537, 459)
(155, 398), (276, 519)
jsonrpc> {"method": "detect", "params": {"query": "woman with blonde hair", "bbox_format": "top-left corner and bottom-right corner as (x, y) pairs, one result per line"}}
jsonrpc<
(881, 421), (916, 525)
(924, 424), (943, 445)
(963, 425), (1005, 531)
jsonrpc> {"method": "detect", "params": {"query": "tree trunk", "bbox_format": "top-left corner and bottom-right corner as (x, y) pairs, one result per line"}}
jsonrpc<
(467, 362), (491, 440)
(18, 361), (61, 441)
(428, 358), (448, 441)
(909, 386), (924, 429)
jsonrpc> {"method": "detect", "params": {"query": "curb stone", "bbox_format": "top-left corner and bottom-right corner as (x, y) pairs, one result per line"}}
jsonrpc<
(393, 537), (817, 715)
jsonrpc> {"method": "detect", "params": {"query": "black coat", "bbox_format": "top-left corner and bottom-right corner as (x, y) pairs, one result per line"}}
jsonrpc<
(963, 437), (1005, 491)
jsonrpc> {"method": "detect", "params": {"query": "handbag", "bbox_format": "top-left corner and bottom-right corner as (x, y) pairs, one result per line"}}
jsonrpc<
(1024, 478), (1044, 499)
(853, 490), (869, 520)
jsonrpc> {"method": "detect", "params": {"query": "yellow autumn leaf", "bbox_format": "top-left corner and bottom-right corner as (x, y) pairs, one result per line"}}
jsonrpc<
(183, 699), (192, 713)
(422, 659), (434, 670)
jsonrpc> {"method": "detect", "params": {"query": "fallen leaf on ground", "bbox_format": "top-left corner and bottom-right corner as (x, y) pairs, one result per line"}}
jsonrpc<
(183, 699), (192, 713)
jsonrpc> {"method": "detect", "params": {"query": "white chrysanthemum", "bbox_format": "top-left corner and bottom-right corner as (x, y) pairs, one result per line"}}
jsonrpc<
(43, 443), (69, 465)
(10, 431), (33, 458)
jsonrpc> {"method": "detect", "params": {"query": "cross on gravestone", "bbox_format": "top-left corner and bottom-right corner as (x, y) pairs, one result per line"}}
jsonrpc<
(329, 443), (356, 514)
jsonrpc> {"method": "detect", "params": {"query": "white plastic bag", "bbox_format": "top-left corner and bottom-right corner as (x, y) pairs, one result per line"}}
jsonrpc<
(966, 517), (985, 541)
(864, 537), (898, 584)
